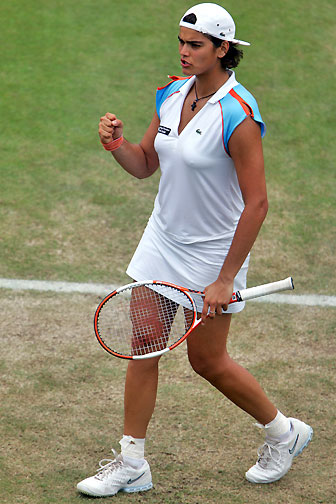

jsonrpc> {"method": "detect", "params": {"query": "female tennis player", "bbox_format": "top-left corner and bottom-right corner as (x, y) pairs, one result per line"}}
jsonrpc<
(77, 3), (312, 496)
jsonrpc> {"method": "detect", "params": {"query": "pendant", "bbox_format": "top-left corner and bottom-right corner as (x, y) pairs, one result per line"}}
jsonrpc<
(191, 100), (197, 111)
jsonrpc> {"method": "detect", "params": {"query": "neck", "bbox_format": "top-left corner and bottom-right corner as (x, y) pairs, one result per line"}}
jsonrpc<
(194, 69), (230, 97)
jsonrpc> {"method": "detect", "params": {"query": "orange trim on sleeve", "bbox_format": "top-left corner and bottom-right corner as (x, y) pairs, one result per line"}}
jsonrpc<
(229, 89), (254, 117)
(157, 75), (191, 90)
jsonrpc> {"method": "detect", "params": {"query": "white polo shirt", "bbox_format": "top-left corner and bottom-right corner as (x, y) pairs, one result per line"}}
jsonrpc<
(126, 72), (265, 311)
(151, 71), (265, 244)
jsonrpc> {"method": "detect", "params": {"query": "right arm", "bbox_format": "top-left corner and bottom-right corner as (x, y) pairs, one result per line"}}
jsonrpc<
(98, 112), (160, 179)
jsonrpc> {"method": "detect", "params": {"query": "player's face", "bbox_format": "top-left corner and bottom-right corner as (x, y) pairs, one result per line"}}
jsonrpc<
(178, 27), (224, 76)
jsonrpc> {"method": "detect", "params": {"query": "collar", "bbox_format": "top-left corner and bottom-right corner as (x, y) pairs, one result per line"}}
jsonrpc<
(178, 71), (237, 103)
(209, 70), (237, 103)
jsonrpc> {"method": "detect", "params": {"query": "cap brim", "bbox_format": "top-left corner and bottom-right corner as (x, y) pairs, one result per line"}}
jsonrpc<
(231, 38), (250, 46)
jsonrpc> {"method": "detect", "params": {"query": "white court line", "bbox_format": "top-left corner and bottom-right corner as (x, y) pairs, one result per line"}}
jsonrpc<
(0, 278), (335, 307)
(0, 278), (116, 296)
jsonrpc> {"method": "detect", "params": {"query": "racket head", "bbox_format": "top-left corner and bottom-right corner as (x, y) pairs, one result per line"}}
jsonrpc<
(94, 281), (198, 359)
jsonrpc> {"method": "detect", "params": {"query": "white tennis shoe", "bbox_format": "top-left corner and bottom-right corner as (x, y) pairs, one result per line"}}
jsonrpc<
(77, 449), (153, 497)
(245, 418), (313, 484)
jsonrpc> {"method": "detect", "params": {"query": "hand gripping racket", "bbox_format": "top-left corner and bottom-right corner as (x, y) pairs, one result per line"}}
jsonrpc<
(94, 277), (294, 360)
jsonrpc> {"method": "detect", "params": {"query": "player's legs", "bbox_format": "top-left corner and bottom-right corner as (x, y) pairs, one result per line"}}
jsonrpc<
(186, 314), (312, 484)
(186, 314), (277, 424)
(123, 357), (161, 438)
(76, 357), (159, 497)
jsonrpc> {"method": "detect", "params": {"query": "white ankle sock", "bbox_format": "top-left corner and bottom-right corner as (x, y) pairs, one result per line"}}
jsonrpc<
(123, 455), (145, 469)
(119, 435), (145, 468)
(264, 411), (291, 441)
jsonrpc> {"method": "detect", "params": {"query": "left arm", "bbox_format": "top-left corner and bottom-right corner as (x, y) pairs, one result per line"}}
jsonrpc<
(201, 116), (268, 322)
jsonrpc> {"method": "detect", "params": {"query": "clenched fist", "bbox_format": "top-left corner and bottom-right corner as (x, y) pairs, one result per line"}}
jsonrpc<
(99, 113), (124, 144)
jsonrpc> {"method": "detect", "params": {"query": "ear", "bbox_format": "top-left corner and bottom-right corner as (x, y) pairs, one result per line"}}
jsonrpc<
(217, 40), (230, 58)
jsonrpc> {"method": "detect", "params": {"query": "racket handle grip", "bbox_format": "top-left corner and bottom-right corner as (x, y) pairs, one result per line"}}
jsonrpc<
(238, 277), (294, 301)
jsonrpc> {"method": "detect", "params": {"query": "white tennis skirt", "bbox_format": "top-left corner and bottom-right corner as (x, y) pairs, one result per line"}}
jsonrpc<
(126, 217), (249, 314)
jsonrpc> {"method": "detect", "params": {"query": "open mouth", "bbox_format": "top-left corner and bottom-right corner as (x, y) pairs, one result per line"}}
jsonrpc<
(181, 59), (191, 68)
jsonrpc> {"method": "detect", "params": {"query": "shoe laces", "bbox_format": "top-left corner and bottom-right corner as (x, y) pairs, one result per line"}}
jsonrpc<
(256, 441), (282, 469)
(95, 449), (124, 480)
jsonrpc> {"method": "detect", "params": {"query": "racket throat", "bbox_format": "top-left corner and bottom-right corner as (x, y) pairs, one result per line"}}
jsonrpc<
(231, 291), (243, 303)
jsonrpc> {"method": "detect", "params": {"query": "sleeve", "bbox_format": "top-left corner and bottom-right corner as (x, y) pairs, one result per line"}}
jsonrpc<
(221, 84), (266, 154)
(156, 85), (174, 117)
(155, 76), (190, 118)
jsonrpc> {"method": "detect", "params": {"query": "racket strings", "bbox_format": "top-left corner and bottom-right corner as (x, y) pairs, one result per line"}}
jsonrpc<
(96, 284), (195, 357)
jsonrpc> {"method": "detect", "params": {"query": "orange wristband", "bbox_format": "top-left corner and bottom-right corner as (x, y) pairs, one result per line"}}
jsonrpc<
(101, 136), (124, 151)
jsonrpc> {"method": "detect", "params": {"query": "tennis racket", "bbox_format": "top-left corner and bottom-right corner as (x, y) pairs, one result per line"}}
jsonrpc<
(94, 277), (294, 360)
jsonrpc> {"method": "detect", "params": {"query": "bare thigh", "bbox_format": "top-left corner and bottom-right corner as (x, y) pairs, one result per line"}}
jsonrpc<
(186, 313), (232, 371)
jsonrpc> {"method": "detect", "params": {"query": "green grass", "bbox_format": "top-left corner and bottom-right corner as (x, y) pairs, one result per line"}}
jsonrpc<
(1, 0), (335, 289)
(1, 0), (336, 503)
(1, 290), (335, 503)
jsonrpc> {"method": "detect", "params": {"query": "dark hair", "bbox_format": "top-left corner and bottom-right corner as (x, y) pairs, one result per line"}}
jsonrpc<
(182, 13), (243, 69)
(206, 35), (243, 69)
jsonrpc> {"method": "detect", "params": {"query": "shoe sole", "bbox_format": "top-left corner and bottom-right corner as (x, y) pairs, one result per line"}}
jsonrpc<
(122, 482), (153, 493)
(77, 482), (153, 497)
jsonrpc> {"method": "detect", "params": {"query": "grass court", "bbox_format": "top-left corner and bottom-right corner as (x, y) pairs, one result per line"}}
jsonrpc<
(0, 1), (335, 502)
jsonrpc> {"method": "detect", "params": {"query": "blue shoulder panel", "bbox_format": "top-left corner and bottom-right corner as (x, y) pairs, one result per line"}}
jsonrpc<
(156, 77), (190, 118)
(220, 84), (266, 154)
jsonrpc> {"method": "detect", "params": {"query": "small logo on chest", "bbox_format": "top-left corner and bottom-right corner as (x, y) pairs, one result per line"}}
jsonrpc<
(196, 129), (202, 135)
(158, 126), (171, 136)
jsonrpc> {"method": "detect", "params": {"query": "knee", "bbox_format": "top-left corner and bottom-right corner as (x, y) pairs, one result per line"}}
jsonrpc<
(189, 358), (210, 380)
(127, 355), (161, 375)
(188, 350), (231, 382)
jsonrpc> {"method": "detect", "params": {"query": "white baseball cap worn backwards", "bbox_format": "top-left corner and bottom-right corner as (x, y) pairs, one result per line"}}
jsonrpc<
(180, 3), (250, 46)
